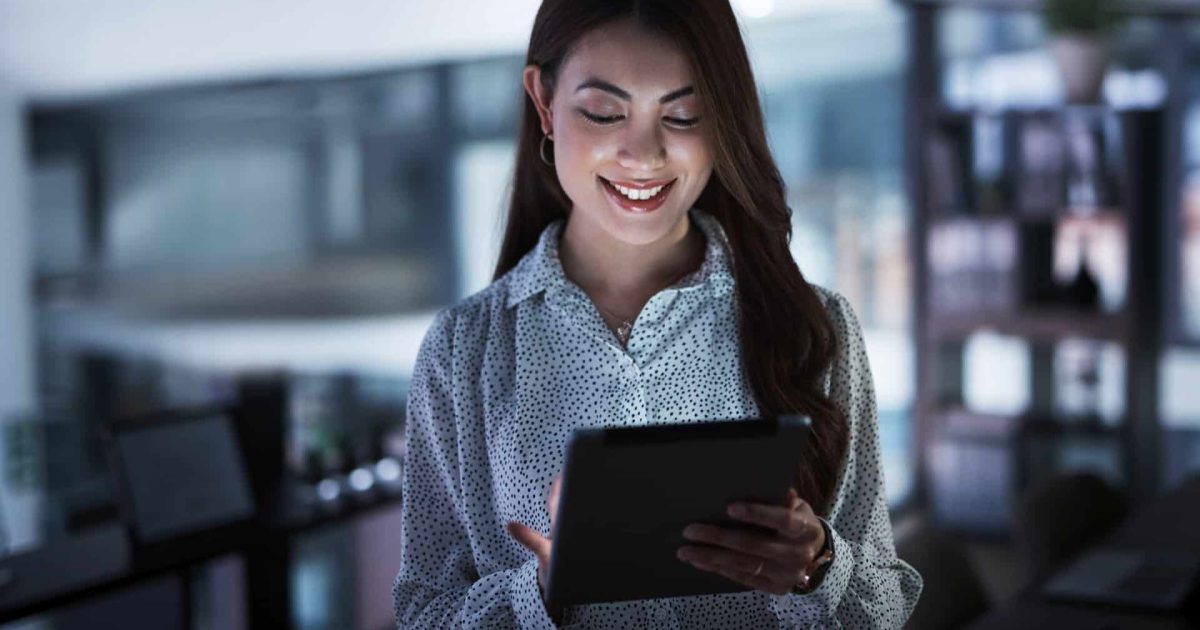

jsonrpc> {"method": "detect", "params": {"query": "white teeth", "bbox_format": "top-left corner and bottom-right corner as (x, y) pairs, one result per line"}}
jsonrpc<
(609, 180), (667, 201)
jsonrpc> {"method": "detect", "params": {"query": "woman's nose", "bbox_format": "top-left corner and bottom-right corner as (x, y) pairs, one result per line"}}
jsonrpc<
(617, 125), (667, 172)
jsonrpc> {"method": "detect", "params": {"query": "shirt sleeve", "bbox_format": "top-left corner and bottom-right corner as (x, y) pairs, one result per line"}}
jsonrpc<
(767, 291), (924, 628)
(392, 309), (568, 629)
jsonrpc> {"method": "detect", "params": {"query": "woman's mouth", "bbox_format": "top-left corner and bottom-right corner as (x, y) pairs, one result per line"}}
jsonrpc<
(599, 176), (676, 213)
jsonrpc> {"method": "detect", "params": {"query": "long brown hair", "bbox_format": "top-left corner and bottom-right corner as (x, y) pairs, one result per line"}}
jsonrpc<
(493, 0), (849, 515)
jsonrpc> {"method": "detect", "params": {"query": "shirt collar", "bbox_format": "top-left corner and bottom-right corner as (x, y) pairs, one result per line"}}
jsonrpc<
(504, 207), (735, 309)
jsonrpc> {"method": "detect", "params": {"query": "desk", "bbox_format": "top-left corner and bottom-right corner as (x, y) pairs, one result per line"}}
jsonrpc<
(967, 476), (1200, 629)
(0, 481), (403, 627)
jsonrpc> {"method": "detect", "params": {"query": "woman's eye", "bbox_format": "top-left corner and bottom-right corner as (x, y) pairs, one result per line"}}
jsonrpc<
(579, 110), (623, 125)
(665, 116), (701, 128)
(578, 109), (701, 128)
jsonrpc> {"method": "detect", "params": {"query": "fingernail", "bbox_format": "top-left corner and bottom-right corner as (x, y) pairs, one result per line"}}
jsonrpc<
(682, 525), (700, 538)
(727, 503), (745, 517)
(676, 548), (691, 561)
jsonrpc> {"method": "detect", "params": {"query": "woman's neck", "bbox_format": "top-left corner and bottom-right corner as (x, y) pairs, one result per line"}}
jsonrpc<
(558, 211), (705, 314)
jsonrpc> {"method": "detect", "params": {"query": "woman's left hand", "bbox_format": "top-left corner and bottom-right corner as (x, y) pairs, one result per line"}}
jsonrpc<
(676, 487), (826, 596)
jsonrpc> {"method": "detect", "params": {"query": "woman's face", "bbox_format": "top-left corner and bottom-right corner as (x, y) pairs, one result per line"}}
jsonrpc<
(523, 19), (714, 247)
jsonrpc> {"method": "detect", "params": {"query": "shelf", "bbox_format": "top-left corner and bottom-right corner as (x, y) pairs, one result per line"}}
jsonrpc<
(1017, 418), (1123, 438)
(926, 408), (1128, 533)
(911, 0), (1171, 535)
(928, 209), (1127, 225)
(932, 408), (1124, 440)
(932, 104), (1156, 123)
(927, 308), (1128, 343)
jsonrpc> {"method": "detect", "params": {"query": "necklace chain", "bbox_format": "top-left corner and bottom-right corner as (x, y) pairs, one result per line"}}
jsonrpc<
(594, 266), (696, 346)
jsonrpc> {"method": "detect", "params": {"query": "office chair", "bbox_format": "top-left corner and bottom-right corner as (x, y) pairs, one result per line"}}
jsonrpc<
(895, 518), (990, 630)
(1011, 471), (1129, 586)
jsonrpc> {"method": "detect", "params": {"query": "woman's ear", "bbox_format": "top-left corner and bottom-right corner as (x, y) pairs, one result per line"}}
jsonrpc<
(522, 65), (555, 139)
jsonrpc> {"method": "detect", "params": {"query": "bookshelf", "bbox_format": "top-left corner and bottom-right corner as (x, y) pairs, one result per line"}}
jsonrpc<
(904, 2), (1179, 535)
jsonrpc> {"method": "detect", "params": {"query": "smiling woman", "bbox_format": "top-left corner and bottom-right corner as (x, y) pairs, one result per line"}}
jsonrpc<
(392, 0), (923, 628)
(522, 18), (714, 253)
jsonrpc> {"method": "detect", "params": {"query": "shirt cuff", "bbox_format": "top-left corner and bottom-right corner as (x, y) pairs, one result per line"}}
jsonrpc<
(511, 557), (565, 629)
(767, 517), (853, 624)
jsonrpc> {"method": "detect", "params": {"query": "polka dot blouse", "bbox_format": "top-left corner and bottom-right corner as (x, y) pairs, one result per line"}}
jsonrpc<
(393, 207), (923, 628)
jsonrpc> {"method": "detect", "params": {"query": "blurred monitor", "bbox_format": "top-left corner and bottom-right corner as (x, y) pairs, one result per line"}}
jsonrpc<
(108, 410), (255, 545)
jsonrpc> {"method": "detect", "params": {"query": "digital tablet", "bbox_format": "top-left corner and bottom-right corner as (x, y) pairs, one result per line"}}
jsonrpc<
(545, 414), (812, 610)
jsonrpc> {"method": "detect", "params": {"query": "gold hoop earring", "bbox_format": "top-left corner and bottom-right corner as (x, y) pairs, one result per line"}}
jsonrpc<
(539, 134), (555, 166)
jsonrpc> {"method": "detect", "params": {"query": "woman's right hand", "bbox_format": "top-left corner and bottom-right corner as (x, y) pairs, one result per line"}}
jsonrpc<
(505, 472), (563, 599)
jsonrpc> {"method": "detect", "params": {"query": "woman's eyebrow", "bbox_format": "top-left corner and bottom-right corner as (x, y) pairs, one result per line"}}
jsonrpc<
(574, 78), (694, 103)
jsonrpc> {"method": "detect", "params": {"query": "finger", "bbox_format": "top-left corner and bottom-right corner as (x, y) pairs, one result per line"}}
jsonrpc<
(686, 556), (787, 596)
(677, 545), (789, 583)
(506, 521), (551, 560)
(548, 474), (562, 525)
(727, 498), (818, 540)
(787, 487), (802, 511)
(681, 523), (797, 562)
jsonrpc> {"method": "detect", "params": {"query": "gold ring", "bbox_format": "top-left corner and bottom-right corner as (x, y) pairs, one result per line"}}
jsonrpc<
(753, 560), (764, 576)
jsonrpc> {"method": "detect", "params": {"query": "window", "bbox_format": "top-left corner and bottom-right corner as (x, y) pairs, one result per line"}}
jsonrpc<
(746, 5), (914, 505)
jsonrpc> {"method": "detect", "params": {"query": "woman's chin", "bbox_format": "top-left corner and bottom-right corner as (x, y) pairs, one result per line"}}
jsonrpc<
(603, 208), (690, 247)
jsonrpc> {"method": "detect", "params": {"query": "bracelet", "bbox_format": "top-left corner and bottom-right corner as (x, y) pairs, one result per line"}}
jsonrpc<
(792, 519), (835, 595)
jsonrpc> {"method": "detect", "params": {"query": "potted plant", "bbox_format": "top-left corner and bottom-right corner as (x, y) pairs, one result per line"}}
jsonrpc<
(1043, 0), (1125, 104)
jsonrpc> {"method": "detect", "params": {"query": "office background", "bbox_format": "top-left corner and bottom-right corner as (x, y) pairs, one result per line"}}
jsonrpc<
(1, 0), (1200, 628)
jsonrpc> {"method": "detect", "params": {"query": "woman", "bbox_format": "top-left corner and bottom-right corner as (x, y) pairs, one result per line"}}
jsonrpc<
(393, 0), (922, 627)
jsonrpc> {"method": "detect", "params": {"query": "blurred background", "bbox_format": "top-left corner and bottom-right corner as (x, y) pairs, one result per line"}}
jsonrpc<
(1, 0), (1200, 628)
